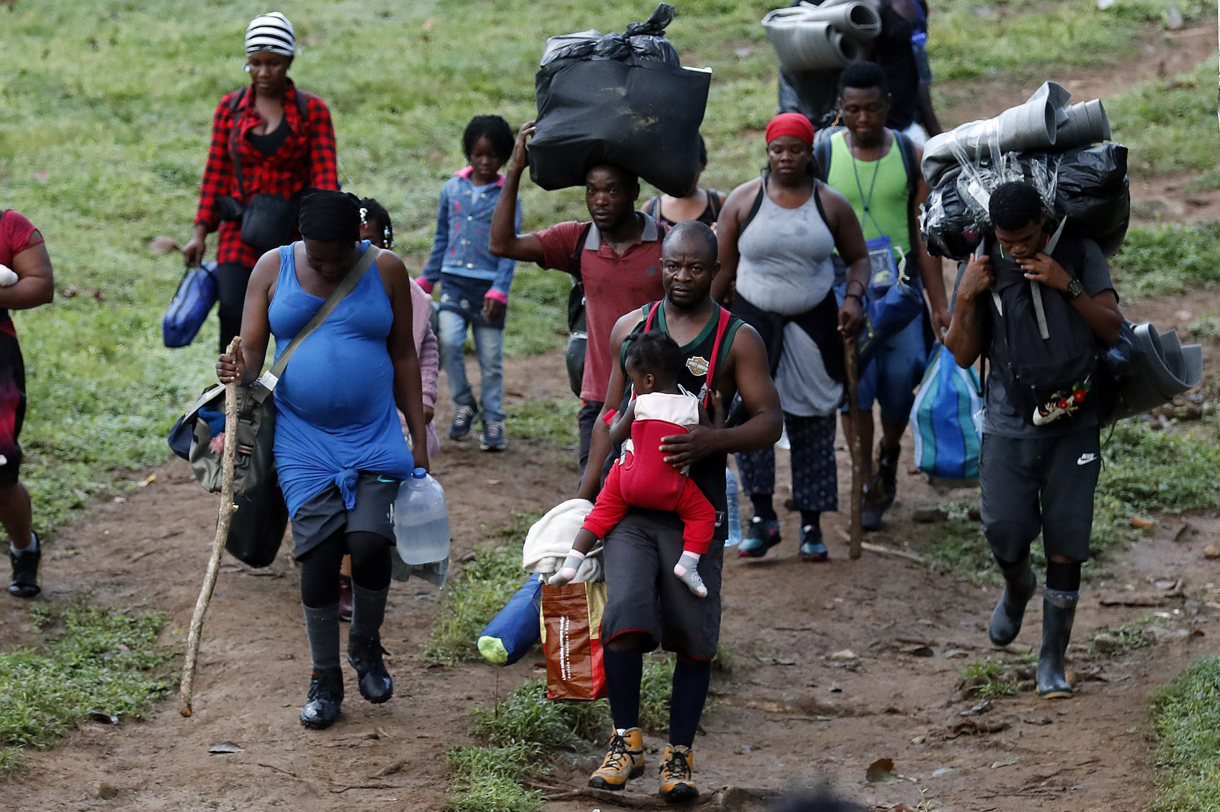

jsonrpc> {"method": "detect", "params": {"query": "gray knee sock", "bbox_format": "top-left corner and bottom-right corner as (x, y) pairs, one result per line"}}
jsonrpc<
(349, 584), (390, 641)
(302, 603), (341, 673)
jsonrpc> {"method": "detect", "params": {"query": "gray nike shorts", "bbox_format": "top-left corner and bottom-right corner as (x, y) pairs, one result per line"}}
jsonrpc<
(290, 471), (399, 559)
(978, 429), (1101, 563)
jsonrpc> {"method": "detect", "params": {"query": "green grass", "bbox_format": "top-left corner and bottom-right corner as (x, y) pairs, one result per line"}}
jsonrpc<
(0, 602), (172, 773)
(505, 398), (580, 447)
(452, 652), (677, 809)
(501, 267), (571, 358)
(423, 543), (525, 666)
(928, 0), (1213, 82)
(1110, 222), (1220, 296)
(1149, 656), (1220, 811)
(910, 502), (993, 582)
(912, 419), (1220, 581)
(1186, 312), (1220, 341)
(957, 657), (1023, 699)
(1109, 59), (1220, 184)
(446, 743), (546, 812)
(1087, 621), (1152, 659)
(1100, 421), (1220, 516)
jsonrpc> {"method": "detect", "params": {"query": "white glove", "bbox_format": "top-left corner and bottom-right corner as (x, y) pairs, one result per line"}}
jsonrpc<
(0, 265), (17, 287)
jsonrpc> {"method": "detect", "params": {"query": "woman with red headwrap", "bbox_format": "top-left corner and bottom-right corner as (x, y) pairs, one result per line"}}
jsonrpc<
(712, 113), (869, 562)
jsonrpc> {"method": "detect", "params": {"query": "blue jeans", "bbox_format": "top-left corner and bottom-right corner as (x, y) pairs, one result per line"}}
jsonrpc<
(438, 307), (505, 423)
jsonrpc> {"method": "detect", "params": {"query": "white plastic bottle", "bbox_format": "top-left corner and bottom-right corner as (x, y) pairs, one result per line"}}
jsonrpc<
(393, 468), (450, 565)
(724, 466), (742, 547)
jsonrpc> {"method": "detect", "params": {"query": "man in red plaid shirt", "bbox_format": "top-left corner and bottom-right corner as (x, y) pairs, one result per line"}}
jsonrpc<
(183, 12), (338, 352)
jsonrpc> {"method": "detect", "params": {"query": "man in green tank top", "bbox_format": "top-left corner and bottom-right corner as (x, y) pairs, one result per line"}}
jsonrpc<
(822, 60), (949, 530)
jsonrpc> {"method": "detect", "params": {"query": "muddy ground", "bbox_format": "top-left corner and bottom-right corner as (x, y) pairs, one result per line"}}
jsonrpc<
(1, 21), (1218, 812)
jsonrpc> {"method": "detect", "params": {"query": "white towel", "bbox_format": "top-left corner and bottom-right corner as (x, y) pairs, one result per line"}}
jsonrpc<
(521, 498), (601, 582)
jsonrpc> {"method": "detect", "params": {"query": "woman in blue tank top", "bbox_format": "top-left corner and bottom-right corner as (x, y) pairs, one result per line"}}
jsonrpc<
(217, 190), (430, 730)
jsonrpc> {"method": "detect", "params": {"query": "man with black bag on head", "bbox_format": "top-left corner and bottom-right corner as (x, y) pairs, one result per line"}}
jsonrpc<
(490, 121), (665, 477)
(217, 190), (429, 728)
(944, 181), (1122, 698)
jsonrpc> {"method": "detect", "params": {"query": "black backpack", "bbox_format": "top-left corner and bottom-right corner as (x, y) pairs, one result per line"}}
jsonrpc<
(564, 224), (594, 398)
(986, 222), (1102, 426)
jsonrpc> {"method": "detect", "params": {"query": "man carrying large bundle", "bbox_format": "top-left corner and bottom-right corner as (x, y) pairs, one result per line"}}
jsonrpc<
(491, 4), (709, 476)
(944, 181), (1122, 699)
(776, 0), (942, 142)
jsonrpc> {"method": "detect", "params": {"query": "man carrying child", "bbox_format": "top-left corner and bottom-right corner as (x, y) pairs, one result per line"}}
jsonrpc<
(574, 221), (782, 801)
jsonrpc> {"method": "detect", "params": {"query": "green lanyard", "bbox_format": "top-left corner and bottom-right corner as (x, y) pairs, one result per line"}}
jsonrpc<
(847, 132), (885, 236)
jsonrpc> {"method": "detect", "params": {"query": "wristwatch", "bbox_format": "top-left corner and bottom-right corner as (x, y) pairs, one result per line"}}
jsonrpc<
(1065, 278), (1084, 299)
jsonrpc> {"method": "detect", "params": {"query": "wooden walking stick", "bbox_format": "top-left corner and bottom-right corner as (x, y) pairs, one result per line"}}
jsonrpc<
(179, 337), (241, 717)
(844, 336), (864, 560)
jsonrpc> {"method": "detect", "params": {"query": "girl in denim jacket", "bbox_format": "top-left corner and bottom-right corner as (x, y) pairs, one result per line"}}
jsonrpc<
(419, 116), (521, 451)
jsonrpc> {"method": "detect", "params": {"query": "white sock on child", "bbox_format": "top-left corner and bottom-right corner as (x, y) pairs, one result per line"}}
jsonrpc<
(673, 551), (707, 598)
(548, 550), (586, 587)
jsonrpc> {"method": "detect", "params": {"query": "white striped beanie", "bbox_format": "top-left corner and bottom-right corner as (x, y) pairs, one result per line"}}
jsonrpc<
(245, 12), (296, 56)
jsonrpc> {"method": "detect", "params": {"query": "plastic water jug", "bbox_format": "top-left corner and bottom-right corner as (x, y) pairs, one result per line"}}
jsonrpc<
(724, 466), (742, 547)
(393, 468), (450, 565)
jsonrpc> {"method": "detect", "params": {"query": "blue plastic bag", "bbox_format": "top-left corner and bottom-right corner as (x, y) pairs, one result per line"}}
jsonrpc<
(163, 262), (218, 348)
(910, 343), (982, 480)
(478, 573), (543, 666)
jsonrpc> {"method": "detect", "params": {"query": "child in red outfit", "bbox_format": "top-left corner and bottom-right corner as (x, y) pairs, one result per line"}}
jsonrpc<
(550, 332), (716, 597)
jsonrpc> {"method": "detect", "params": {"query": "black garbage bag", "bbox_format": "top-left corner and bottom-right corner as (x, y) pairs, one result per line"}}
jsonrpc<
(528, 4), (709, 197)
(540, 4), (679, 66)
(1048, 142), (1129, 257)
(922, 142), (1129, 260)
(922, 177), (983, 260)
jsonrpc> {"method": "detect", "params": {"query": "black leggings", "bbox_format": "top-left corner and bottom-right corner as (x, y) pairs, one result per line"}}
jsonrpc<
(216, 262), (252, 354)
(299, 530), (392, 608)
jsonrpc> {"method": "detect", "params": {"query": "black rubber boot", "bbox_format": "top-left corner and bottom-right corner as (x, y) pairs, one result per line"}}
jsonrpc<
(874, 444), (899, 510)
(348, 634), (393, 704)
(988, 558), (1036, 646)
(1037, 587), (1078, 699)
(300, 668), (344, 729)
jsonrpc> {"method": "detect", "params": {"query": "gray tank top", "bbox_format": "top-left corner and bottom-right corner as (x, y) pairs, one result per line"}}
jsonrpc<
(735, 178), (836, 316)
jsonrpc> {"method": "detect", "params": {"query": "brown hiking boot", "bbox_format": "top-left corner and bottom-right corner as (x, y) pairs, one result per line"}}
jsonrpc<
(588, 727), (645, 790)
(658, 743), (697, 803)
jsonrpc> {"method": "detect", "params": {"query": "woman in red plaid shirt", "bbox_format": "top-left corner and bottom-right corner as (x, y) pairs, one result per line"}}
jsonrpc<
(182, 12), (339, 352)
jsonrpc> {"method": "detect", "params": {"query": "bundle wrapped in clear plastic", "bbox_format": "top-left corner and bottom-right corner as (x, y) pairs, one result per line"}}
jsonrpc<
(529, 4), (711, 197)
(919, 82), (1128, 259)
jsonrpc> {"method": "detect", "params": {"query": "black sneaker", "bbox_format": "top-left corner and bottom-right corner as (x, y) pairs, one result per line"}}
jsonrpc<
(347, 634), (393, 704)
(300, 668), (343, 729)
(737, 517), (781, 558)
(480, 420), (506, 452)
(859, 482), (886, 532)
(448, 405), (478, 440)
(9, 534), (40, 599)
(798, 525), (829, 562)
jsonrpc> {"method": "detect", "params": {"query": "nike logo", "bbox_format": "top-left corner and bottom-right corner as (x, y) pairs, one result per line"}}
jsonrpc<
(1076, 453), (1097, 466)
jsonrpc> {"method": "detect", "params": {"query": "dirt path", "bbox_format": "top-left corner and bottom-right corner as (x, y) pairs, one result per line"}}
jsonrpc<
(1, 333), (1216, 811)
(3, 27), (1220, 808)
